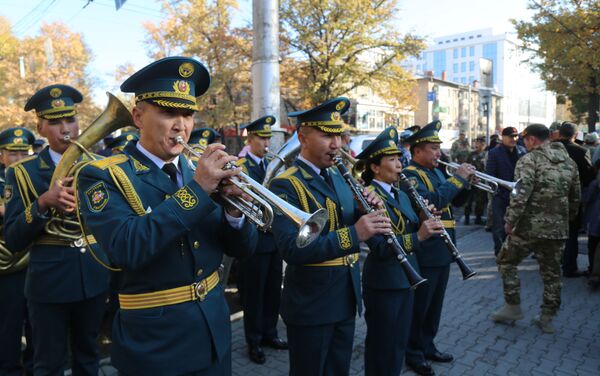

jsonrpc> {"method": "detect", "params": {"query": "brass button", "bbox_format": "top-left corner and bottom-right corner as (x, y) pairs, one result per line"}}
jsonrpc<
(193, 241), (200, 249)
(196, 268), (203, 276)
(165, 194), (171, 199)
(80, 248), (86, 254)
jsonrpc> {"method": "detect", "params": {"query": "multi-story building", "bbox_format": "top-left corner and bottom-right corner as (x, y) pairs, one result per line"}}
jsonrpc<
(414, 74), (502, 148)
(407, 28), (556, 131)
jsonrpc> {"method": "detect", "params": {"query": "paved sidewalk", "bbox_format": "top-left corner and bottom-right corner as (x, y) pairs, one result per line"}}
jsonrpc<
(98, 224), (600, 375)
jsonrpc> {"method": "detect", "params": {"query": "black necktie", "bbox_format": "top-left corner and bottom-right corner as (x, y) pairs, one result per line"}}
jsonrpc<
(162, 163), (178, 185)
(259, 159), (266, 174)
(320, 168), (333, 189)
(391, 187), (400, 202)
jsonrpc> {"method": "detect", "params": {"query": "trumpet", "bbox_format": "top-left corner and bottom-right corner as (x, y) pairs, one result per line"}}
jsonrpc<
(176, 136), (328, 248)
(333, 157), (427, 289)
(437, 159), (522, 198)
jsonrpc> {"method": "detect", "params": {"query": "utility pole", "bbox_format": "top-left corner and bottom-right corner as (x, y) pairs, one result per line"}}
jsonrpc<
(252, 0), (284, 150)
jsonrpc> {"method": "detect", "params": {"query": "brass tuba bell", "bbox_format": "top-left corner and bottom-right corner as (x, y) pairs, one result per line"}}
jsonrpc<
(44, 93), (133, 245)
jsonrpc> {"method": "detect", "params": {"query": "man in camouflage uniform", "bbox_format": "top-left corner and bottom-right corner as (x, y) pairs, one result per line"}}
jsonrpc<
(491, 124), (580, 334)
(450, 132), (470, 164)
(464, 136), (487, 225)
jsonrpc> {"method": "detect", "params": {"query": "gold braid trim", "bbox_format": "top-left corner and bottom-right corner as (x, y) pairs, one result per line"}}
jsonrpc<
(39, 110), (77, 120)
(287, 176), (312, 213)
(36, 106), (76, 116)
(447, 176), (464, 189)
(149, 100), (198, 111)
(391, 207), (406, 235)
(24, 204), (33, 224)
(325, 197), (339, 232)
(413, 169), (434, 192)
(136, 91), (196, 102)
(402, 234), (413, 252)
(107, 166), (146, 216)
(368, 146), (401, 159)
(14, 165), (38, 207)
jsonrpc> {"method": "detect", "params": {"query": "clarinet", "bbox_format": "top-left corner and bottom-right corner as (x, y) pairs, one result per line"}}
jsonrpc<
(398, 173), (477, 280)
(333, 157), (427, 289)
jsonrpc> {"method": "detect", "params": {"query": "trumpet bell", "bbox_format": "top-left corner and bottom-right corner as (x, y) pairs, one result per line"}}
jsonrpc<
(296, 208), (328, 248)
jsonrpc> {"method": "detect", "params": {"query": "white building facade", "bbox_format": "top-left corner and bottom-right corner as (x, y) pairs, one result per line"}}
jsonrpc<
(407, 28), (556, 131)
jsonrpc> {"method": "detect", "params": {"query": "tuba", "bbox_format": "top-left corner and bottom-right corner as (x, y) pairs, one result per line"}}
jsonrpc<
(44, 93), (133, 245)
(262, 131), (301, 186)
(0, 239), (29, 275)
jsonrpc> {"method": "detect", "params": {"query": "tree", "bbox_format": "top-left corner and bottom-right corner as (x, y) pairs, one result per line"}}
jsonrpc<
(143, 0), (253, 129)
(279, 0), (424, 108)
(514, 0), (600, 131)
(0, 20), (100, 131)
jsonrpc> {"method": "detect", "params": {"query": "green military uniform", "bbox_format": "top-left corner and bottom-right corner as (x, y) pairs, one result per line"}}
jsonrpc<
(450, 137), (470, 164)
(497, 139), (580, 318)
(0, 127), (35, 376)
(464, 148), (487, 222)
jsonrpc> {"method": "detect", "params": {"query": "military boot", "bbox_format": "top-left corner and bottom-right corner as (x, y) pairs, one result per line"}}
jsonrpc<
(533, 314), (555, 334)
(490, 304), (524, 324)
(464, 215), (470, 225)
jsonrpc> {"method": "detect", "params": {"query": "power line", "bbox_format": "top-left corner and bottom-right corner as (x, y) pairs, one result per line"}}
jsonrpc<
(13, 0), (59, 36)
(10, 0), (50, 32)
(529, 0), (592, 49)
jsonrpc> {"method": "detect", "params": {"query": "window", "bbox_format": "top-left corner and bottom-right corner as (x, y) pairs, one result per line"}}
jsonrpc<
(469, 75), (474, 84)
(416, 64), (421, 71)
(453, 63), (458, 74)
(469, 46), (475, 56)
(453, 49), (458, 59)
(483, 42), (498, 85)
(469, 61), (475, 71)
(461, 47), (466, 58)
(461, 62), (466, 72)
(433, 50), (446, 79)
(461, 77), (467, 84)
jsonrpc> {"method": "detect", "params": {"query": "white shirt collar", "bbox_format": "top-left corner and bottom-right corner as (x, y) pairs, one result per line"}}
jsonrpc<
(298, 155), (322, 176)
(136, 142), (180, 171)
(373, 179), (393, 194)
(247, 151), (263, 165)
(48, 148), (62, 166)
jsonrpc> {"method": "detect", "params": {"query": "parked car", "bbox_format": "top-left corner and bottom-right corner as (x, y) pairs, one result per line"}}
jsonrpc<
(348, 134), (376, 156)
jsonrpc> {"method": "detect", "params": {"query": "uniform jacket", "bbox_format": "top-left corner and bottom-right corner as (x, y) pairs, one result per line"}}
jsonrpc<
(238, 155), (276, 254)
(268, 160), (367, 326)
(362, 181), (421, 290)
(401, 161), (468, 268)
(485, 144), (527, 203)
(3, 147), (108, 303)
(557, 139), (595, 188)
(76, 142), (257, 375)
(506, 142), (580, 240)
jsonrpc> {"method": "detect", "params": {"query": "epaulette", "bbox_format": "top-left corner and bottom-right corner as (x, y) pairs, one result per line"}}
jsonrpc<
(235, 158), (247, 167)
(87, 154), (129, 170)
(273, 166), (298, 180)
(404, 165), (418, 171)
(7, 155), (37, 169)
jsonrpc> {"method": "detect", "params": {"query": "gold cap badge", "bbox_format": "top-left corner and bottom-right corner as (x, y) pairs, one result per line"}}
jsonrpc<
(50, 88), (62, 98)
(14, 129), (23, 136)
(179, 62), (194, 78)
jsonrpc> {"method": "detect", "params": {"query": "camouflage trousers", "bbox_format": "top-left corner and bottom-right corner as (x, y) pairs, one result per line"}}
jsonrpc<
(496, 233), (564, 316)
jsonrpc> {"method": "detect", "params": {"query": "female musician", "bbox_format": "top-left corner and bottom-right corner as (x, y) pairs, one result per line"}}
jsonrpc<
(357, 127), (442, 376)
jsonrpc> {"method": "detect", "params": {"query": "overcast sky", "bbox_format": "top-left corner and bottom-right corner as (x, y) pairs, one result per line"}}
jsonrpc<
(1, 0), (535, 105)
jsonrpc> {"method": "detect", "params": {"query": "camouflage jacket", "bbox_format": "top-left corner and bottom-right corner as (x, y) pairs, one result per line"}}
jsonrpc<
(450, 139), (470, 164)
(467, 150), (486, 172)
(505, 142), (581, 239)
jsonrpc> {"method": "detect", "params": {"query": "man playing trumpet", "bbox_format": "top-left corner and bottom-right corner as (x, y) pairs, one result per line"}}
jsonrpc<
(76, 57), (258, 375)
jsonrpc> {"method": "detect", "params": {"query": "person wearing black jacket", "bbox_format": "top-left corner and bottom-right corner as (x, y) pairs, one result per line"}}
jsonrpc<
(557, 122), (595, 277)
